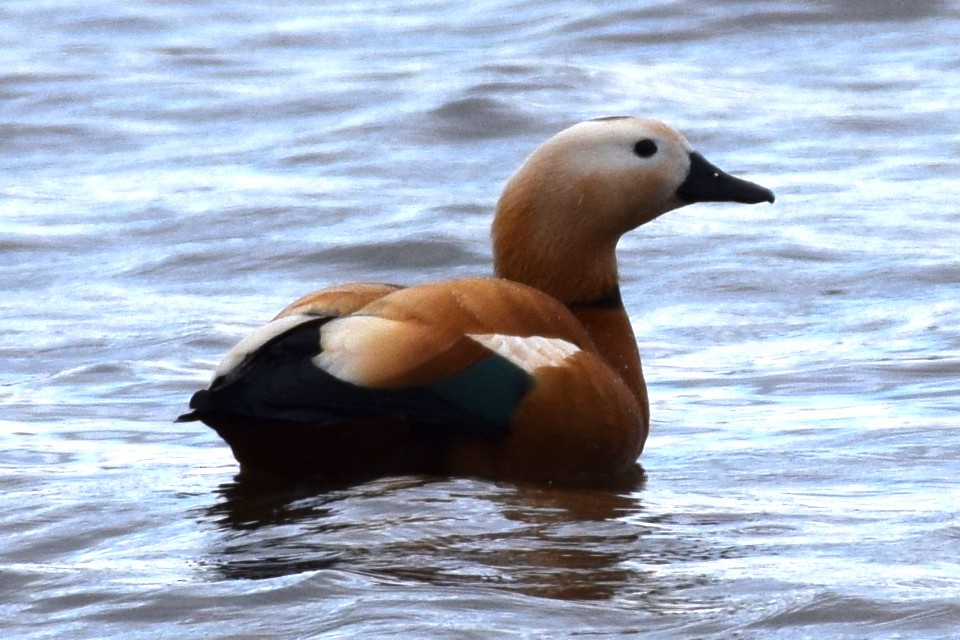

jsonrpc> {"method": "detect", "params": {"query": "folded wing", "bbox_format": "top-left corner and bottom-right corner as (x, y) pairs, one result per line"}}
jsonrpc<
(179, 279), (589, 438)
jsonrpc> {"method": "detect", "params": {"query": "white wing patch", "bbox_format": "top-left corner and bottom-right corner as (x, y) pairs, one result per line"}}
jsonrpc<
(213, 314), (317, 381)
(468, 333), (580, 374)
(313, 315), (446, 387)
(312, 316), (394, 385)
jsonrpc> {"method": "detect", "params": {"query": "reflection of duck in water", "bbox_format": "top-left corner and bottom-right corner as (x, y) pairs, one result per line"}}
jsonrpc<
(206, 475), (655, 602)
(179, 117), (773, 486)
(205, 475), (734, 605)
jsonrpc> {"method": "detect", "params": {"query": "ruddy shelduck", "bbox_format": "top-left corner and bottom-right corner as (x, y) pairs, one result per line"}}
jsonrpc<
(179, 116), (774, 486)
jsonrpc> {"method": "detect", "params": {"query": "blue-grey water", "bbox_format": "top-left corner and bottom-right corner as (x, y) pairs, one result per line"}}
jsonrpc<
(2, 1), (959, 638)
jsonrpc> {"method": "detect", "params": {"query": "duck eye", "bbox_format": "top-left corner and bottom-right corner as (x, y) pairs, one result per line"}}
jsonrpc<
(633, 138), (658, 158)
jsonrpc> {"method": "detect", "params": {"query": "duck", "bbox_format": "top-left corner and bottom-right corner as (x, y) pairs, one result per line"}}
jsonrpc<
(178, 116), (774, 486)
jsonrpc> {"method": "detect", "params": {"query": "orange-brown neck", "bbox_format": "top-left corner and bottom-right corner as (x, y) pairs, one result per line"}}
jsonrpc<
(492, 198), (647, 415)
(492, 165), (649, 414)
(492, 183), (622, 306)
(568, 300), (649, 425)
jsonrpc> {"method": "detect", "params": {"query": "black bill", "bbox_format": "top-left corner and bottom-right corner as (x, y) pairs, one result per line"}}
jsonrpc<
(677, 152), (775, 205)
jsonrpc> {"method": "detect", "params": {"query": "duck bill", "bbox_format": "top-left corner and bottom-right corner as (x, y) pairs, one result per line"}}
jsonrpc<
(677, 152), (775, 205)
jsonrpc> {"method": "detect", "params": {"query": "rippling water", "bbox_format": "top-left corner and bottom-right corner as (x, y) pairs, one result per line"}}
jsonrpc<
(3, 1), (959, 638)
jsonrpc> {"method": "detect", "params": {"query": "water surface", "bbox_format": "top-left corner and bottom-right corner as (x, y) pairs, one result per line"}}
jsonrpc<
(2, 1), (959, 638)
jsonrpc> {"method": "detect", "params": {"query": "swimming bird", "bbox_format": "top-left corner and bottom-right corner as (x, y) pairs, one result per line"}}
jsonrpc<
(178, 117), (774, 486)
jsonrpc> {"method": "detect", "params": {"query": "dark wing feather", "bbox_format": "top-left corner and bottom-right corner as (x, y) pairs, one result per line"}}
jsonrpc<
(179, 316), (529, 438)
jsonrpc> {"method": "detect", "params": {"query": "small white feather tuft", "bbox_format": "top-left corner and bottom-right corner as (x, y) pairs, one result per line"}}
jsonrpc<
(212, 314), (317, 381)
(468, 333), (580, 374)
(313, 316), (412, 386)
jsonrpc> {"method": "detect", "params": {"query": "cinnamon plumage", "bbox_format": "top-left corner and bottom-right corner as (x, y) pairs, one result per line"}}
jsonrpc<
(179, 117), (774, 485)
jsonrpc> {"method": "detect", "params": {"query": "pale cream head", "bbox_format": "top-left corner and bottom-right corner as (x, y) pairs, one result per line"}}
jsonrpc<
(510, 117), (695, 234)
(492, 116), (773, 304)
(492, 117), (696, 303)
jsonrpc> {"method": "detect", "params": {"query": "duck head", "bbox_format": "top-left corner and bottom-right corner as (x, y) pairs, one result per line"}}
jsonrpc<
(492, 116), (774, 304)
